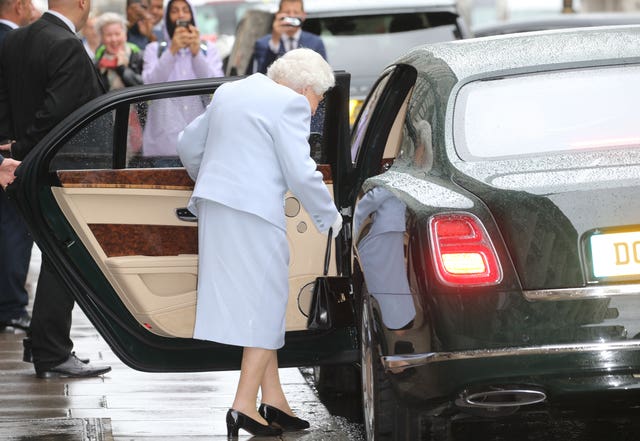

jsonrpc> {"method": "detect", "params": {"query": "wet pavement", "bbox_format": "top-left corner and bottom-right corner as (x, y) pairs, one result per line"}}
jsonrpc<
(0, 247), (361, 440)
(4, 253), (640, 440)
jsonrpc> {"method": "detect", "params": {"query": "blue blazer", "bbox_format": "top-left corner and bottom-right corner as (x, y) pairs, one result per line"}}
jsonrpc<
(249, 31), (327, 74)
(177, 73), (338, 233)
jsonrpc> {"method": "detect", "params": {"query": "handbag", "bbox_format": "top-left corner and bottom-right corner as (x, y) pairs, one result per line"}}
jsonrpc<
(305, 228), (355, 331)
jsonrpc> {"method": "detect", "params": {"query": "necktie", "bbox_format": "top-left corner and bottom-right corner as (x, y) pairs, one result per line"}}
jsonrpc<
(288, 37), (297, 52)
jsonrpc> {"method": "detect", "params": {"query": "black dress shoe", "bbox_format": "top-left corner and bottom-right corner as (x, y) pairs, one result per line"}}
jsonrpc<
(0, 313), (30, 332)
(35, 354), (111, 379)
(226, 408), (282, 438)
(259, 403), (310, 431)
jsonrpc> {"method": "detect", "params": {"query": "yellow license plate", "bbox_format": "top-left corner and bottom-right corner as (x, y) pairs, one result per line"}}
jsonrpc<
(590, 231), (640, 278)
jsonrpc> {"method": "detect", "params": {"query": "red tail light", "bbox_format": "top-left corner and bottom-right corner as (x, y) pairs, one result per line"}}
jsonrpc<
(429, 213), (502, 286)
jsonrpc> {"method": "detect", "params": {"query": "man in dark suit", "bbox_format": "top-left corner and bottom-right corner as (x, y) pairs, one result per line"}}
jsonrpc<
(0, 0), (111, 378)
(249, 0), (326, 74)
(0, 0), (37, 334)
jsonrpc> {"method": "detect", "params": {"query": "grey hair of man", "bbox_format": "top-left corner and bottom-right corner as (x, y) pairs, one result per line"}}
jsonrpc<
(267, 48), (335, 96)
(95, 11), (128, 35)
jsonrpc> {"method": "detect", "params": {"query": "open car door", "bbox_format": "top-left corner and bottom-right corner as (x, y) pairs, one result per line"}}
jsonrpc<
(9, 73), (357, 372)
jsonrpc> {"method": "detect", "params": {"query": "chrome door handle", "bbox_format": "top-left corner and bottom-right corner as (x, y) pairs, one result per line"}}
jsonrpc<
(176, 208), (197, 222)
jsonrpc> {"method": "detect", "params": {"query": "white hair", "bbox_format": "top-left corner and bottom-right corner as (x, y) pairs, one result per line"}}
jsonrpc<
(96, 12), (127, 36)
(267, 48), (335, 96)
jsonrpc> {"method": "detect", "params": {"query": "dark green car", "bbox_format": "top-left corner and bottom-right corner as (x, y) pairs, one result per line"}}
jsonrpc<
(9, 25), (640, 441)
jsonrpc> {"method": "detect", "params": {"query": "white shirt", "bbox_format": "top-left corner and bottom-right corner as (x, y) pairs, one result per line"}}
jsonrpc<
(268, 28), (301, 53)
(0, 19), (18, 29)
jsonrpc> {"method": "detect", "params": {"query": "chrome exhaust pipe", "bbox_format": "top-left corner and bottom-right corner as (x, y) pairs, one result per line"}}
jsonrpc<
(460, 388), (547, 409)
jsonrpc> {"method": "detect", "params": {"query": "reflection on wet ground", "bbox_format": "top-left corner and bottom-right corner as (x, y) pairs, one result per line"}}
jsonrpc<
(0, 418), (112, 441)
(453, 413), (640, 441)
(299, 367), (365, 441)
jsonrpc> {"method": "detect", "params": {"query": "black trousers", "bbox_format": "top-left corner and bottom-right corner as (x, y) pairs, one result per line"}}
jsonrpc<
(30, 255), (74, 370)
(0, 190), (33, 322)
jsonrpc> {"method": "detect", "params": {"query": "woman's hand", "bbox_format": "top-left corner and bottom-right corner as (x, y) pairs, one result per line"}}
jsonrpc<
(116, 49), (129, 67)
(137, 10), (156, 41)
(170, 26), (191, 54)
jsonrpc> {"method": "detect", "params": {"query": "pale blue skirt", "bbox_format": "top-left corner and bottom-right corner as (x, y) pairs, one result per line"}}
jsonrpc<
(192, 200), (289, 349)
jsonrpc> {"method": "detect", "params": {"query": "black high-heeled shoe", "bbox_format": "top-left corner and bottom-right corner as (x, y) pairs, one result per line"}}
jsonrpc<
(258, 403), (310, 431)
(226, 408), (282, 438)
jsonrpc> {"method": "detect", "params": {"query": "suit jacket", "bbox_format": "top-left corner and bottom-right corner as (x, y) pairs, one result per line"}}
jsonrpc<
(0, 20), (13, 162)
(0, 13), (106, 160)
(177, 73), (338, 233)
(0, 22), (14, 43)
(250, 30), (326, 74)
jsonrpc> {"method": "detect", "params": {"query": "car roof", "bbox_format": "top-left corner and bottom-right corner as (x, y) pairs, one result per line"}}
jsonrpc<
(400, 25), (640, 82)
(473, 12), (640, 37)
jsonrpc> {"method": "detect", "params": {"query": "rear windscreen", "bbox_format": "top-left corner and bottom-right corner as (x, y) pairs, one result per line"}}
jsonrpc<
(453, 64), (640, 160)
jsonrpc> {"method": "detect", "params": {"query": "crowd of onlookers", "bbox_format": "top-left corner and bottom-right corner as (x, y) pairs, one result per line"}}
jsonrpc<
(74, 0), (325, 160)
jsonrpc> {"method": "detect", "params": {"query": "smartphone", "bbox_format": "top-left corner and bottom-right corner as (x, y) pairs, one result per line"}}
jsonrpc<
(176, 19), (190, 28)
(281, 16), (302, 27)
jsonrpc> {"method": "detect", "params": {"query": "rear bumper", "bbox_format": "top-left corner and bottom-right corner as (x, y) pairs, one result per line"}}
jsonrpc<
(382, 339), (640, 370)
(383, 340), (640, 412)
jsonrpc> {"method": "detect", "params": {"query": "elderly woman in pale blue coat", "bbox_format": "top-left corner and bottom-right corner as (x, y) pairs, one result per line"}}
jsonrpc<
(177, 48), (342, 438)
(142, 0), (223, 159)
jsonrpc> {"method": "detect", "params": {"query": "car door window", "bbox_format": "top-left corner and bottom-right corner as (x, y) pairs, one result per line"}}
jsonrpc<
(397, 82), (438, 171)
(454, 65), (640, 160)
(50, 92), (214, 171)
(50, 111), (115, 171)
(129, 94), (212, 168)
(351, 74), (391, 163)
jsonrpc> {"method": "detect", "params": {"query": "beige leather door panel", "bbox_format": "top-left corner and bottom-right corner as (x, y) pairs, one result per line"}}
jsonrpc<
(55, 168), (333, 338)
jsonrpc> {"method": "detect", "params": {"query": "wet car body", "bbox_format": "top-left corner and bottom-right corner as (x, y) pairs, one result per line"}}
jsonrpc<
(352, 25), (640, 438)
(7, 24), (640, 441)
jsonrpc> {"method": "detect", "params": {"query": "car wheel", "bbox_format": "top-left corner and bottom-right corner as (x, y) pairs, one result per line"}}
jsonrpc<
(361, 291), (445, 441)
(360, 293), (399, 440)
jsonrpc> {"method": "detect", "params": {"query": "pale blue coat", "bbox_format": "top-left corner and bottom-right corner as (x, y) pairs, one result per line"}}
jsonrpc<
(177, 73), (339, 348)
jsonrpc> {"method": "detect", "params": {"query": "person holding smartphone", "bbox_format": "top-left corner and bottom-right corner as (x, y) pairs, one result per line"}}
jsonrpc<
(140, 0), (223, 162)
(248, 0), (326, 74)
(94, 12), (143, 91)
(126, 0), (156, 49)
